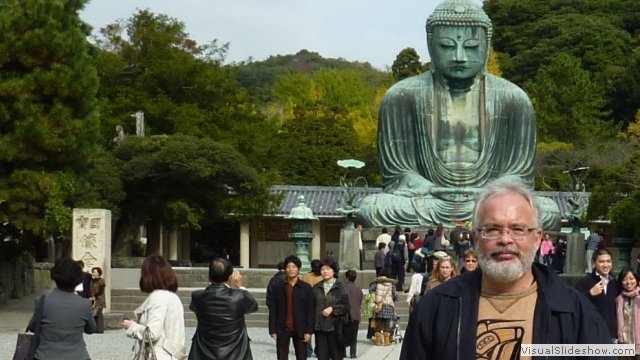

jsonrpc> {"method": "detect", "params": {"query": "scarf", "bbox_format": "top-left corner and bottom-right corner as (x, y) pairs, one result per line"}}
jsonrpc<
(616, 288), (640, 350)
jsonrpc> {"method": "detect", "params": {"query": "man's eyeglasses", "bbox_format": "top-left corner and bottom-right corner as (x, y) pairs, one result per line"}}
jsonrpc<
(477, 226), (537, 241)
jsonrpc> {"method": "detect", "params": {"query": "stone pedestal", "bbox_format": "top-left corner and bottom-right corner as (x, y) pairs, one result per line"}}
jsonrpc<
(613, 237), (634, 275)
(565, 232), (585, 275)
(72, 209), (112, 313)
(339, 228), (361, 270)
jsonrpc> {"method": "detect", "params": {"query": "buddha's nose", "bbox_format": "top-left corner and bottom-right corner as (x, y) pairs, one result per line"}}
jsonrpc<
(454, 44), (467, 62)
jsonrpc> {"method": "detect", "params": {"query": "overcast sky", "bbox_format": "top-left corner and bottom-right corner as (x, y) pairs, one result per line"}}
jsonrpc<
(80, 0), (483, 71)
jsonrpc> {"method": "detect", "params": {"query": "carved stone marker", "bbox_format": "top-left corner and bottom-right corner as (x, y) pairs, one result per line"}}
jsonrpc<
(72, 208), (112, 313)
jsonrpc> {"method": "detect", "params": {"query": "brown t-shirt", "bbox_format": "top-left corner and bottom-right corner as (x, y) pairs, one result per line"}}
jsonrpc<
(476, 282), (538, 360)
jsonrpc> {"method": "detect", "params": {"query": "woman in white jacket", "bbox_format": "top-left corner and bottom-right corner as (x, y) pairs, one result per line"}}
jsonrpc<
(122, 255), (187, 360)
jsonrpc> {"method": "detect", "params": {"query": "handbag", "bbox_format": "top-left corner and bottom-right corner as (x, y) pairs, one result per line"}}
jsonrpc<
(335, 311), (355, 347)
(13, 295), (46, 360)
(131, 327), (158, 360)
(440, 234), (450, 248)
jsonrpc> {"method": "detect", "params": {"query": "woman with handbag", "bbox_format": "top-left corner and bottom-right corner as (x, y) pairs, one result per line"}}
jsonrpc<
(312, 257), (351, 360)
(88, 267), (106, 333)
(368, 268), (397, 346)
(32, 258), (96, 360)
(121, 255), (187, 360)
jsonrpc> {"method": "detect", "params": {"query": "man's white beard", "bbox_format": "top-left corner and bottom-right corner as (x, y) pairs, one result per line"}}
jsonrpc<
(478, 244), (536, 283)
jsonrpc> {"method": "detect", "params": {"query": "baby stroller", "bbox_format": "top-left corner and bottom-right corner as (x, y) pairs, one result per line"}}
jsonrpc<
(390, 315), (403, 343)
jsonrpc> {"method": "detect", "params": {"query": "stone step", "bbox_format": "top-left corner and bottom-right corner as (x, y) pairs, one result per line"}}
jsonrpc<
(110, 289), (411, 322)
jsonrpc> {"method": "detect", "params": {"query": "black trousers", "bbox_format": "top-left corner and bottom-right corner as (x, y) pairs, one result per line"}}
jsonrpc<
(315, 330), (344, 360)
(277, 331), (307, 360)
(347, 320), (360, 357)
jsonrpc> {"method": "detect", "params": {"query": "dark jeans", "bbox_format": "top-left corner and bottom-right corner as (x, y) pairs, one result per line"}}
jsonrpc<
(94, 307), (104, 333)
(392, 263), (405, 291)
(277, 331), (307, 360)
(315, 330), (344, 360)
(347, 320), (360, 357)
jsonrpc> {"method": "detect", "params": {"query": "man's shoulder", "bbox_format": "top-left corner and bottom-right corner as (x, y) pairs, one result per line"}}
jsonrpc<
(296, 279), (312, 289)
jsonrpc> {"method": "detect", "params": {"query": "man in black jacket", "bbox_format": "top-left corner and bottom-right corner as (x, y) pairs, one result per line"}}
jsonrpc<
(189, 258), (258, 360)
(268, 255), (315, 360)
(575, 248), (618, 341)
(401, 177), (612, 360)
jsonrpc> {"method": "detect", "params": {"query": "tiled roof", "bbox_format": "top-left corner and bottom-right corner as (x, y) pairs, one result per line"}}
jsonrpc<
(269, 185), (589, 218)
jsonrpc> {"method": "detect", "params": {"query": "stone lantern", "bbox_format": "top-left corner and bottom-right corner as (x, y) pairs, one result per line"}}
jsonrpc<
(286, 195), (317, 273)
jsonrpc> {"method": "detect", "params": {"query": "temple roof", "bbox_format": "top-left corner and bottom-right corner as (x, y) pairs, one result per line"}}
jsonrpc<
(269, 185), (589, 219)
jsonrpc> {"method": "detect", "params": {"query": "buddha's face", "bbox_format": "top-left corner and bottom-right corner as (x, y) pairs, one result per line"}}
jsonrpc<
(430, 25), (487, 83)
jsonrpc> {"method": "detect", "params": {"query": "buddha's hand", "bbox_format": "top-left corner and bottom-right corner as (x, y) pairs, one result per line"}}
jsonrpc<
(430, 187), (482, 201)
(389, 174), (434, 197)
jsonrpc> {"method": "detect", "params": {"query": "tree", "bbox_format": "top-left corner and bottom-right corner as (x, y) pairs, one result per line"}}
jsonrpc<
(391, 47), (424, 82)
(270, 68), (383, 185)
(0, 0), (100, 256)
(93, 10), (277, 169)
(524, 53), (616, 144)
(109, 134), (277, 255)
(485, 0), (637, 125)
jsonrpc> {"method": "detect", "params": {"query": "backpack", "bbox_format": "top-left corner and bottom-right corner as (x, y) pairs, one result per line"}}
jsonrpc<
(384, 251), (393, 268)
(391, 242), (405, 264)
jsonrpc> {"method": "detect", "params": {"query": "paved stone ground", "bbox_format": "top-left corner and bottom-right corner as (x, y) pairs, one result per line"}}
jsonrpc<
(0, 291), (401, 359)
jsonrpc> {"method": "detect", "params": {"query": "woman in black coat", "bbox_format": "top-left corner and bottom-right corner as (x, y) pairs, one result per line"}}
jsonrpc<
(312, 258), (351, 360)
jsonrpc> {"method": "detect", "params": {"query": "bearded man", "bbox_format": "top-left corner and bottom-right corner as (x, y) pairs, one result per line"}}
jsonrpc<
(400, 177), (612, 360)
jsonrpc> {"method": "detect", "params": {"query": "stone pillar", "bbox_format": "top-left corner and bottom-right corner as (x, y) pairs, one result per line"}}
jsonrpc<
(73, 209), (112, 314)
(311, 221), (321, 260)
(565, 232), (585, 275)
(240, 222), (250, 268)
(168, 229), (178, 260)
(339, 228), (360, 270)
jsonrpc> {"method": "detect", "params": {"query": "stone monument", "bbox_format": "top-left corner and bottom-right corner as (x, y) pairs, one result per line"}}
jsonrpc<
(357, 0), (561, 231)
(72, 208), (112, 313)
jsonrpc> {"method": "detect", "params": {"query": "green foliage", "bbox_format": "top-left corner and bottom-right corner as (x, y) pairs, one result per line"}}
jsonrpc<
(269, 68), (384, 185)
(534, 141), (575, 191)
(608, 191), (640, 238)
(524, 53), (617, 144)
(0, 0), (100, 244)
(113, 134), (277, 227)
(391, 48), (424, 82)
(93, 9), (278, 171)
(587, 149), (640, 221)
(485, 0), (639, 126)
(272, 103), (361, 186)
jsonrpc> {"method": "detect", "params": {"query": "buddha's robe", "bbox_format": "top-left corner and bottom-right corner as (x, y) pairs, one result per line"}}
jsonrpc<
(357, 72), (561, 231)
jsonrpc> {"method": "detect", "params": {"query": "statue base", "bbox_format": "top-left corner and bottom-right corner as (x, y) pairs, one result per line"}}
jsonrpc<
(339, 228), (361, 270)
(565, 232), (585, 275)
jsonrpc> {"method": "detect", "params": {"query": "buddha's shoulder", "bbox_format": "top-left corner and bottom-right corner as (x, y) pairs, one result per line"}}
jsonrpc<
(387, 72), (433, 94)
(380, 74), (432, 102)
(486, 74), (528, 97)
